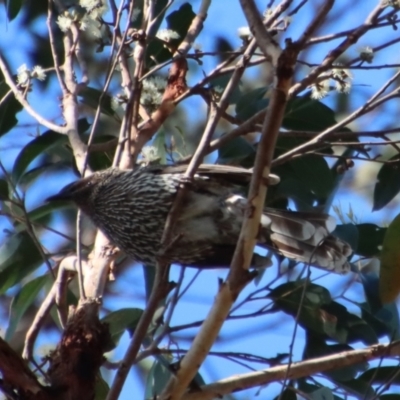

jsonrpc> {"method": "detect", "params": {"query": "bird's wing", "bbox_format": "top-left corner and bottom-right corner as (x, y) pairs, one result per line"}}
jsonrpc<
(260, 208), (352, 273)
(150, 164), (280, 186)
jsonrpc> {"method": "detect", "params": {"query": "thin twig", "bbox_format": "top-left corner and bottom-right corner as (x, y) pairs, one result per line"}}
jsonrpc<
(273, 69), (400, 166)
(290, 2), (386, 97)
(0, 54), (68, 134)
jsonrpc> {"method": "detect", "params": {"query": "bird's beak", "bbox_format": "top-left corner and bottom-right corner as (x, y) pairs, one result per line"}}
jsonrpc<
(46, 182), (76, 202)
(46, 193), (69, 202)
(46, 192), (71, 203)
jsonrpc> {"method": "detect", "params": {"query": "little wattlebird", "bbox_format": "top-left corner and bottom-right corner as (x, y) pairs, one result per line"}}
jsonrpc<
(47, 164), (352, 272)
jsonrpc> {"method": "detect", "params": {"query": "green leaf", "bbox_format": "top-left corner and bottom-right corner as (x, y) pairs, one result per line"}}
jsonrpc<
(270, 281), (378, 344)
(273, 387), (297, 400)
(333, 224), (359, 255)
(0, 179), (9, 200)
(18, 161), (71, 188)
(275, 177), (317, 210)
(380, 212), (400, 303)
(270, 281), (333, 308)
(289, 155), (334, 198)
(6, 0), (24, 21)
(208, 73), (242, 104)
(143, 264), (157, 302)
(355, 223), (386, 257)
(360, 272), (400, 339)
(0, 80), (23, 135)
(87, 136), (115, 171)
(321, 301), (378, 345)
(0, 232), (44, 294)
(274, 136), (308, 157)
(304, 339), (367, 382)
(297, 380), (341, 400)
(217, 137), (256, 166)
(12, 130), (67, 183)
(333, 378), (376, 399)
(235, 87), (269, 121)
(101, 308), (143, 350)
(373, 154), (400, 211)
(0, 232), (23, 271)
(152, 130), (168, 165)
(283, 96), (337, 131)
(307, 387), (334, 400)
(6, 274), (50, 340)
(145, 359), (205, 400)
(134, 0), (167, 36)
(166, 3), (196, 46)
(146, 2), (196, 66)
(360, 303), (391, 339)
(214, 36), (235, 63)
(14, 203), (64, 234)
(94, 375), (109, 400)
(145, 360), (173, 400)
(359, 366), (400, 385)
(78, 87), (118, 119)
(145, 38), (172, 66)
(269, 281), (342, 340)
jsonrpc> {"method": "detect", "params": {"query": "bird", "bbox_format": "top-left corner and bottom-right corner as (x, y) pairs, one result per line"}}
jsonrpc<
(47, 164), (352, 272)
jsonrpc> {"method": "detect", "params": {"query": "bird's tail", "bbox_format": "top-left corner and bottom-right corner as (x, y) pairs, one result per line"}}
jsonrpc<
(259, 208), (352, 273)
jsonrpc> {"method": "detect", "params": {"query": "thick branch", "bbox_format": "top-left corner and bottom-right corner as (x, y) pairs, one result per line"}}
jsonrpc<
(183, 340), (400, 400)
(159, 1), (294, 398)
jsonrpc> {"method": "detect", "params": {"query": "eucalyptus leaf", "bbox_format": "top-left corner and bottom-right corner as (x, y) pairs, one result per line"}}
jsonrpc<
(283, 96), (337, 131)
(6, 274), (50, 340)
(12, 130), (67, 183)
(373, 154), (400, 211)
(0, 80), (23, 135)
(101, 308), (143, 350)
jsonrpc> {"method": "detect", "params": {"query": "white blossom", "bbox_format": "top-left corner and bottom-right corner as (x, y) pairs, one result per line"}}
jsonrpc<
(17, 64), (30, 86)
(332, 66), (353, 94)
(311, 79), (330, 100)
(237, 26), (251, 40)
(80, 15), (102, 37)
(80, 0), (108, 17)
(382, 0), (400, 8)
(332, 67), (353, 81)
(131, 8), (141, 22)
(57, 14), (74, 32)
(335, 80), (352, 94)
(359, 46), (374, 63)
(213, 85), (224, 94)
(156, 29), (180, 42)
(32, 66), (46, 81)
(141, 76), (166, 107)
(141, 145), (160, 163)
(151, 76), (167, 90)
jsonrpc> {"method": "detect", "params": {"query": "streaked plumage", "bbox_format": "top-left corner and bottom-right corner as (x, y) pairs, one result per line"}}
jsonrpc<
(48, 164), (352, 272)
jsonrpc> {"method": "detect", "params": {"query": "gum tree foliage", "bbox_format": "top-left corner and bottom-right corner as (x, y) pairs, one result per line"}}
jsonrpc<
(1, 0), (400, 399)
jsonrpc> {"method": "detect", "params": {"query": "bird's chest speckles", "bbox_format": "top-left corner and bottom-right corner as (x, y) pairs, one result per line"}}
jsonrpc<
(90, 172), (181, 262)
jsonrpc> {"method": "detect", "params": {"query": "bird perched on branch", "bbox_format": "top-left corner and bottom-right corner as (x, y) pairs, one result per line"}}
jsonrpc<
(48, 164), (352, 272)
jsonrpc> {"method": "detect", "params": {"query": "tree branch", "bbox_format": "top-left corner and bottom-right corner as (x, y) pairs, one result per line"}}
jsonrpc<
(159, 0), (294, 397)
(183, 340), (400, 400)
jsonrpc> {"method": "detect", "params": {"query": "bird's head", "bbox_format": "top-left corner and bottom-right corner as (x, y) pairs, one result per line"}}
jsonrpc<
(47, 168), (126, 211)
(47, 176), (94, 202)
(46, 172), (111, 216)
